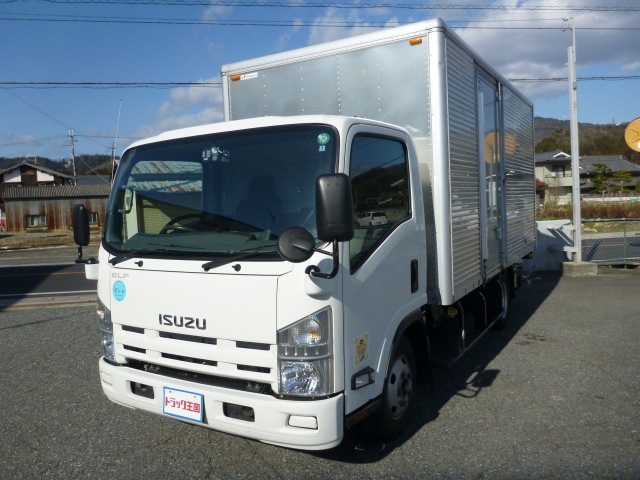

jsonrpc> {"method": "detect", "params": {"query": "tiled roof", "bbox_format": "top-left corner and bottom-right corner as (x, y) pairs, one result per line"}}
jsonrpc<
(3, 185), (111, 199)
(0, 160), (74, 179)
(534, 150), (570, 164)
(76, 175), (111, 185)
(579, 156), (640, 174)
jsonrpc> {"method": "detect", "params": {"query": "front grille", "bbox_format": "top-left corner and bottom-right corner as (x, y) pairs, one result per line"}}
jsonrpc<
(161, 352), (217, 367)
(236, 341), (270, 351)
(237, 365), (270, 374)
(122, 325), (145, 334)
(124, 345), (146, 354)
(159, 331), (217, 345)
(126, 359), (271, 395)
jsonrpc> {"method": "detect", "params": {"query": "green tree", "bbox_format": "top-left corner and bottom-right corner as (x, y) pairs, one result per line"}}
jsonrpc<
(611, 170), (632, 193)
(590, 163), (612, 193)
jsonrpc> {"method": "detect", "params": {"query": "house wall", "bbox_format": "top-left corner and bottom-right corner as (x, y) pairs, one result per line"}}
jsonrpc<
(4, 169), (21, 183)
(5, 197), (109, 233)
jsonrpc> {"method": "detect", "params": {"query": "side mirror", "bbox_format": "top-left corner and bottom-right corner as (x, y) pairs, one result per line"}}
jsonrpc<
(73, 204), (90, 246)
(316, 173), (354, 242)
(277, 227), (315, 263)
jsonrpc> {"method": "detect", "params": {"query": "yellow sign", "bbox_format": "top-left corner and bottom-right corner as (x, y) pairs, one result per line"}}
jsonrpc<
(354, 334), (369, 366)
(624, 117), (640, 153)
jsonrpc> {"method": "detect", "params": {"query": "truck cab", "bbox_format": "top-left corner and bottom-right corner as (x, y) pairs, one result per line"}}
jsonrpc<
(83, 115), (428, 450)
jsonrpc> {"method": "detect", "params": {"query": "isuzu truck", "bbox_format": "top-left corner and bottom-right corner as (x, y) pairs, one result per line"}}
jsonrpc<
(74, 19), (535, 450)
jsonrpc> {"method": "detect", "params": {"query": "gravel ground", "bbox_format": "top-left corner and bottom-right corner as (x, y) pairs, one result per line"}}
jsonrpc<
(1, 271), (639, 479)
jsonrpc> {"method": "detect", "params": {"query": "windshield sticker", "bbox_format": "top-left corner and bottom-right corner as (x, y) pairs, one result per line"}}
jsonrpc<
(317, 133), (331, 145)
(240, 72), (258, 81)
(355, 333), (369, 366)
(319, 145), (325, 152)
(113, 281), (126, 302)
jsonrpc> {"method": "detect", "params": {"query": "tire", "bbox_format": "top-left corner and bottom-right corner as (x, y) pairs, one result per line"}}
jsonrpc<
(492, 274), (510, 330)
(368, 336), (416, 441)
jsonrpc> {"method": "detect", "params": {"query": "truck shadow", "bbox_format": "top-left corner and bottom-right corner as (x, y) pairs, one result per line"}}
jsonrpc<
(315, 271), (561, 463)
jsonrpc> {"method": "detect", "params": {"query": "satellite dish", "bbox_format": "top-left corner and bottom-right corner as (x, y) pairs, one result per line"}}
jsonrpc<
(624, 117), (640, 153)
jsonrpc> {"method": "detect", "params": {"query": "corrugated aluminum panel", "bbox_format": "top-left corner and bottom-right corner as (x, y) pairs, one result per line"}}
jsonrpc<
(446, 39), (482, 300)
(503, 87), (536, 263)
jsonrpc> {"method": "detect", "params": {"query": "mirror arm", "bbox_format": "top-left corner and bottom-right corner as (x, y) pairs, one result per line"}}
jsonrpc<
(75, 246), (97, 265)
(305, 239), (340, 279)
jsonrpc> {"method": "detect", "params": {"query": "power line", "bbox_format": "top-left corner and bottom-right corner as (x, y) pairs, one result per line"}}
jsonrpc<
(2, 76), (639, 89)
(0, 81), (221, 89)
(0, 135), (66, 147)
(509, 75), (640, 82)
(0, 88), (111, 148)
(2, 0), (639, 11)
(2, 15), (639, 30)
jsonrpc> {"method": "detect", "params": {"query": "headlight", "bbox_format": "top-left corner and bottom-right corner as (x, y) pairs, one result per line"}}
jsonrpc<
(97, 298), (115, 361)
(277, 308), (333, 396)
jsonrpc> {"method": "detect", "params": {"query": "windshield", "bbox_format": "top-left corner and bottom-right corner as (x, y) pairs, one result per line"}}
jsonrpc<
(104, 125), (338, 259)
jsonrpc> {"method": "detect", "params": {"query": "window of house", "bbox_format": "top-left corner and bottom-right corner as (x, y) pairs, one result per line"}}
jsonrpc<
(88, 212), (98, 224)
(27, 215), (47, 227)
(349, 135), (410, 271)
(551, 165), (565, 177)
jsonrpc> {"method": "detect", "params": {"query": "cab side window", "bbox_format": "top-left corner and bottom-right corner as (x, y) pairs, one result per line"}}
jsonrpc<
(349, 135), (410, 271)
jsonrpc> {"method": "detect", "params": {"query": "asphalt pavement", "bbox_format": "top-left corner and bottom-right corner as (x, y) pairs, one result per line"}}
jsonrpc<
(1, 270), (639, 478)
(0, 246), (99, 309)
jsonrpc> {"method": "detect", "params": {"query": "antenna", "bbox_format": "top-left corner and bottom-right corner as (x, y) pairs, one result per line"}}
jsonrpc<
(111, 99), (122, 184)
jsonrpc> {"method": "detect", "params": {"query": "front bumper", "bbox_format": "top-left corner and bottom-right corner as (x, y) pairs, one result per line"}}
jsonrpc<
(99, 358), (344, 450)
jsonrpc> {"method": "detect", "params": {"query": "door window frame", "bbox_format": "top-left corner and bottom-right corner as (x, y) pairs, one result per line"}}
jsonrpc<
(345, 124), (413, 274)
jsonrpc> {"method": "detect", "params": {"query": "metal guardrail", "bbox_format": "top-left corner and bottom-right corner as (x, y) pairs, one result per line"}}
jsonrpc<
(581, 218), (640, 266)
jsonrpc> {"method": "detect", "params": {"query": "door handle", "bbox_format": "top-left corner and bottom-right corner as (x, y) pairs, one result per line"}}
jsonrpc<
(410, 260), (419, 293)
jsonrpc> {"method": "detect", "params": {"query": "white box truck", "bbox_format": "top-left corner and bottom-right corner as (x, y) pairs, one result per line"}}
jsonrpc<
(74, 19), (535, 450)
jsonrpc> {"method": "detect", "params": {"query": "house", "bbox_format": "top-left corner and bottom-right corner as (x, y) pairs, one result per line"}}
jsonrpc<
(535, 151), (640, 205)
(0, 160), (74, 230)
(0, 160), (111, 232)
(579, 155), (640, 194)
(534, 150), (573, 206)
(2, 185), (111, 233)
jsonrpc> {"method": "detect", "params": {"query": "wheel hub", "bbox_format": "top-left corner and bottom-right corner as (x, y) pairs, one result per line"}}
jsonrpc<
(386, 355), (413, 420)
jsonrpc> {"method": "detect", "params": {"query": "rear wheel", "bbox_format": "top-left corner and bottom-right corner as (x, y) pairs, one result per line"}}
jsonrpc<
(368, 336), (416, 440)
(492, 274), (510, 329)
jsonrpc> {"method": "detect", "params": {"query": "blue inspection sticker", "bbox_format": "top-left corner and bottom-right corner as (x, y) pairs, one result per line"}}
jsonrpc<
(113, 280), (126, 302)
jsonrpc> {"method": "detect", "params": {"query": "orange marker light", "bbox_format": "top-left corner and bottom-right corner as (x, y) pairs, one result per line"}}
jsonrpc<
(409, 38), (423, 46)
(230, 75), (241, 81)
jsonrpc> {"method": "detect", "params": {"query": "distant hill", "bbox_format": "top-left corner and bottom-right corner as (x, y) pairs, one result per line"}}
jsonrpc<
(0, 154), (116, 176)
(534, 117), (638, 162)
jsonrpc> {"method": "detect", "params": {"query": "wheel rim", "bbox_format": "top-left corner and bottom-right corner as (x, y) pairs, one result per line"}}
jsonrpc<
(499, 278), (509, 317)
(385, 354), (413, 420)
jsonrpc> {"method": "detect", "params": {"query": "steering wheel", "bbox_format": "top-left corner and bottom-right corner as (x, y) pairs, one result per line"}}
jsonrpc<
(159, 214), (202, 234)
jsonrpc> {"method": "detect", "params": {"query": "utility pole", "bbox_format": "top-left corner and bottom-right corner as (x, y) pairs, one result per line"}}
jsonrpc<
(111, 99), (122, 184)
(565, 17), (582, 263)
(68, 129), (77, 185)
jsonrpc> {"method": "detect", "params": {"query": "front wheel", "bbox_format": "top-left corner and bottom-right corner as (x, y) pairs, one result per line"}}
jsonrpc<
(368, 336), (416, 441)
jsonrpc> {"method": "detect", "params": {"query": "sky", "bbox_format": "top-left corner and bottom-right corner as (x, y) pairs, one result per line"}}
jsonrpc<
(1, 0), (639, 162)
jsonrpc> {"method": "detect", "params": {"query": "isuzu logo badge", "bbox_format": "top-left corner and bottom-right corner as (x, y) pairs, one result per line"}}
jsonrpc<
(159, 314), (206, 330)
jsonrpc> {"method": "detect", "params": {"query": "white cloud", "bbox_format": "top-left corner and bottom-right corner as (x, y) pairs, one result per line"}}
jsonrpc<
(129, 75), (224, 140)
(0, 131), (40, 147)
(453, 0), (640, 99)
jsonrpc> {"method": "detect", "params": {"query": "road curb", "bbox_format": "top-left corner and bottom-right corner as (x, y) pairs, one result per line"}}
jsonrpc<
(0, 294), (97, 310)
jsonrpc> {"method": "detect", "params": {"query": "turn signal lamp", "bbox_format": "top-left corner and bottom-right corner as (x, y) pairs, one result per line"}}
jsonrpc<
(230, 75), (241, 81)
(409, 38), (423, 46)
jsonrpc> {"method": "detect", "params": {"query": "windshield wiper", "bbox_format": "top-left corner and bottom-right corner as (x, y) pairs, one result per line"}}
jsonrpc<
(109, 244), (206, 266)
(109, 249), (167, 266)
(201, 245), (278, 272)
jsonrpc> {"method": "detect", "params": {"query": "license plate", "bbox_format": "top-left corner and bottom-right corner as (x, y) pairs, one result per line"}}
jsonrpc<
(162, 387), (204, 423)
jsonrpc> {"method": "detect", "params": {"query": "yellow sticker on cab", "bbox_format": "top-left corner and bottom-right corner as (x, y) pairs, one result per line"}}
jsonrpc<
(354, 333), (369, 366)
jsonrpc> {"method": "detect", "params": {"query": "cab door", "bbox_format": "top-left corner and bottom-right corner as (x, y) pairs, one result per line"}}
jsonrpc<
(341, 124), (426, 415)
